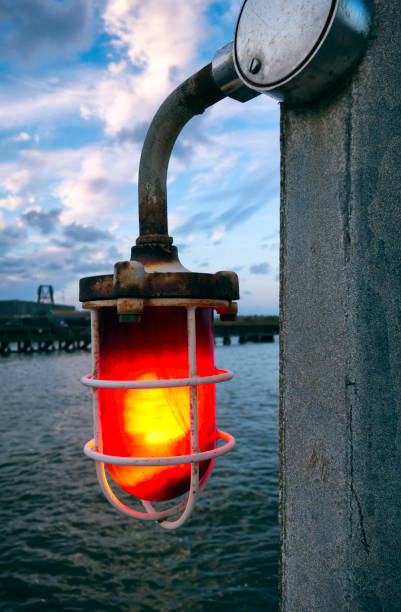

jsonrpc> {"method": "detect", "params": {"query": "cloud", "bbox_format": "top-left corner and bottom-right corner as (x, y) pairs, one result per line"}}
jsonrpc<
(174, 242), (189, 252)
(0, 241), (124, 298)
(249, 262), (270, 275)
(2, 168), (32, 193)
(0, 195), (23, 210)
(171, 115), (213, 163)
(165, 110), (279, 241)
(0, 256), (25, 272)
(13, 131), (31, 142)
(102, 0), (206, 73)
(0, 72), (103, 130)
(0, 223), (25, 255)
(261, 241), (279, 251)
(0, 143), (137, 226)
(74, 0), (212, 136)
(0, 2), (279, 233)
(173, 165), (279, 237)
(0, 0), (94, 65)
(63, 222), (113, 243)
(55, 144), (137, 224)
(262, 231), (279, 241)
(108, 122), (149, 146)
(221, 0), (243, 24)
(63, 243), (122, 275)
(22, 207), (61, 234)
(210, 230), (225, 244)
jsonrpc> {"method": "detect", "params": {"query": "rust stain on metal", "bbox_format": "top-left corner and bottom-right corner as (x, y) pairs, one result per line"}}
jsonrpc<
(80, 266), (239, 303)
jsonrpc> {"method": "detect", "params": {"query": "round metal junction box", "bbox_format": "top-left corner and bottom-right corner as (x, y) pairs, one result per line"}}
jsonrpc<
(233, 0), (372, 104)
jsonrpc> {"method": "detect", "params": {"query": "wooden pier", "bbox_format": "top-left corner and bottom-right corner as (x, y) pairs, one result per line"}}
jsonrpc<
(0, 318), (91, 354)
(0, 314), (279, 354)
(214, 316), (279, 344)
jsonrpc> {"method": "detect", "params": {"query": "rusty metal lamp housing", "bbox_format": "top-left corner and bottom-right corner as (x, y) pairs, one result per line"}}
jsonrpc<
(80, 64), (240, 530)
(79, 0), (371, 529)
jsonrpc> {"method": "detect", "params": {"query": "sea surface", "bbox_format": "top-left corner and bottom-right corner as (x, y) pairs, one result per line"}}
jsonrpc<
(0, 339), (279, 611)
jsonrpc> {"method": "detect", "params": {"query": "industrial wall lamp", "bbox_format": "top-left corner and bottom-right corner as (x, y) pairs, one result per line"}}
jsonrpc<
(79, 0), (371, 529)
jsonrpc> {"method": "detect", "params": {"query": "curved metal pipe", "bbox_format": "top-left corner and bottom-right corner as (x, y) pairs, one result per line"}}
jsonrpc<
(137, 63), (225, 248)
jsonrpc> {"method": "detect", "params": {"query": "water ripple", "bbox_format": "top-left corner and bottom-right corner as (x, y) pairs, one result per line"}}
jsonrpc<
(0, 342), (278, 611)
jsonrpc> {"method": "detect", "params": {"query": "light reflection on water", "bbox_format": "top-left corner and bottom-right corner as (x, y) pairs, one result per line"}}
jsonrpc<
(0, 340), (279, 611)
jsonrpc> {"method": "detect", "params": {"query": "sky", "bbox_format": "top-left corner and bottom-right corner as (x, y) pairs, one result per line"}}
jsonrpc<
(0, 0), (280, 315)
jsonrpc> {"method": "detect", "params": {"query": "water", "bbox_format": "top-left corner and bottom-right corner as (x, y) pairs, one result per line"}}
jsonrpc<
(0, 340), (279, 611)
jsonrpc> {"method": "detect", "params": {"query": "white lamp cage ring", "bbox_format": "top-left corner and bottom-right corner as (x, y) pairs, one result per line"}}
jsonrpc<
(82, 305), (236, 530)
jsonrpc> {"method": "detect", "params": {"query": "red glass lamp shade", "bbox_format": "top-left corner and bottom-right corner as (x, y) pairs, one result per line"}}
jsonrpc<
(97, 306), (216, 502)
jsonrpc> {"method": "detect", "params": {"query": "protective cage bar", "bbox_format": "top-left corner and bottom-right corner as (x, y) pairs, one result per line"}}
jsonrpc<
(82, 306), (236, 529)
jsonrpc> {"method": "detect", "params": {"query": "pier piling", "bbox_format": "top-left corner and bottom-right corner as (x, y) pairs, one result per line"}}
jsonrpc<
(279, 1), (401, 609)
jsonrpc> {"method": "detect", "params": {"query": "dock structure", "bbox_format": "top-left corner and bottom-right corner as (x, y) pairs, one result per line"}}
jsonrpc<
(0, 298), (91, 354)
(0, 319), (91, 354)
(214, 317), (279, 344)
(0, 314), (279, 353)
(0, 298), (75, 317)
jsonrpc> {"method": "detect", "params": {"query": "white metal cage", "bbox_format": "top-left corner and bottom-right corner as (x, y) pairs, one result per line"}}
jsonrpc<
(82, 305), (235, 530)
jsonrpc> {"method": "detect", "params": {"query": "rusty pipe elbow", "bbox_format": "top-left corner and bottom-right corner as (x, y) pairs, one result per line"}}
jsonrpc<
(136, 63), (225, 248)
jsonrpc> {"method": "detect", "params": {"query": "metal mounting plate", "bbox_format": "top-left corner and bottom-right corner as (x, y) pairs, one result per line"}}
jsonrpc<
(235, 0), (334, 88)
(233, 0), (372, 104)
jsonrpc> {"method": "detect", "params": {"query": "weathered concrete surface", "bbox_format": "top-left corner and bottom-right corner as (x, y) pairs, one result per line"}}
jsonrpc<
(279, 1), (401, 610)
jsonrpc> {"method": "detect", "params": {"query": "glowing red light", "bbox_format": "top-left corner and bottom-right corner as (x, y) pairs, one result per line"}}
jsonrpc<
(97, 306), (216, 501)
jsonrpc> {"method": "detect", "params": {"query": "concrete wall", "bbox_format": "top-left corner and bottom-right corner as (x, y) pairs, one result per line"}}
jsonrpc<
(279, 1), (401, 609)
